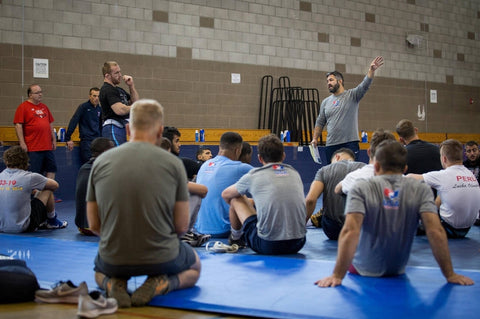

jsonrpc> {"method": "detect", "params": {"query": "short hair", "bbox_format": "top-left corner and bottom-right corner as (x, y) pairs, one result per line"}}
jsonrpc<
(102, 61), (118, 76)
(27, 84), (39, 96)
(196, 146), (211, 158)
(3, 146), (29, 170)
(331, 147), (355, 160)
(129, 99), (164, 132)
(326, 71), (344, 84)
(258, 134), (284, 163)
(90, 137), (114, 158)
(374, 140), (407, 173)
(370, 129), (396, 158)
(162, 126), (181, 142)
(440, 139), (463, 162)
(239, 142), (252, 159)
(219, 132), (243, 151)
(465, 140), (478, 148)
(89, 87), (100, 95)
(395, 119), (415, 140)
(159, 137), (172, 151)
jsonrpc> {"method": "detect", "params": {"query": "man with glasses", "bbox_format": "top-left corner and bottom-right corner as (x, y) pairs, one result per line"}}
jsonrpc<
(14, 84), (58, 181)
(311, 56), (384, 164)
(100, 61), (139, 146)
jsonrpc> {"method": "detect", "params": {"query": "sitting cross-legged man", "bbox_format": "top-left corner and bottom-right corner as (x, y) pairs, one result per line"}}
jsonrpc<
(222, 134), (306, 255)
(0, 146), (67, 233)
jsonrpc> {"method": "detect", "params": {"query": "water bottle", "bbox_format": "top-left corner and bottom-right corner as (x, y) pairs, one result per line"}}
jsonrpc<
(59, 128), (66, 142)
(200, 129), (205, 142)
(53, 128), (57, 141)
(361, 130), (368, 143)
(280, 131), (284, 142)
(285, 130), (291, 142)
(195, 130), (199, 142)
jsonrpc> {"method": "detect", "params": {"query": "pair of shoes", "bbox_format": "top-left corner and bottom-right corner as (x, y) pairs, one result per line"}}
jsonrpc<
(38, 214), (68, 229)
(131, 275), (169, 307)
(106, 278), (131, 308)
(228, 233), (246, 248)
(206, 241), (239, 253)
(310, 209), (323, 228)
(77, 291), (118, 318)
(35, 280), (88, 303)
(180, 231), (211, 247)
(474, 218), (480, 226)
(78, 227), (96, 236)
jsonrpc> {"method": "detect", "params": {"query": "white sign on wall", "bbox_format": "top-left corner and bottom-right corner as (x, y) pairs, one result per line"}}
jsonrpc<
(33, 58), (49, 78)
(430, 89), (437, 103)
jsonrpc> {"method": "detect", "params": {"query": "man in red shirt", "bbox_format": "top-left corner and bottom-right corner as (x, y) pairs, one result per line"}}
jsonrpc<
(14, 84), (57, 180)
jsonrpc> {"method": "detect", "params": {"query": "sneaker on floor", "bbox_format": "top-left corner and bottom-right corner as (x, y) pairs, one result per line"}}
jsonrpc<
(44, 214), (68, 229)
(228, 234), (246, 248)
(310, 209), (323, 228)
(78, 227), (96, 236)
(77, 291), (118, 318)
(35, 280), (88, 304)
(131, 275), (169, 307)
(206, 241), (239, 253)
(180, 231), (211, 247)
(106, 278), (131, 308)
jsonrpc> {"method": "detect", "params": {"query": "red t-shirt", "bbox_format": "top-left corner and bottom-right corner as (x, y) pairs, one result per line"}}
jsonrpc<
(13, 101), (54, 151)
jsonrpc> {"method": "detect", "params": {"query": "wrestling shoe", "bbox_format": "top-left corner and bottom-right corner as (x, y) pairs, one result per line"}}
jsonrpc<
(77, 291), (118, 318)
(228, 233), (246, 248)
(35, 280), (88, 304)
(106, 278), (131, 308)
(206, 241), (239, 253)
(131, 275), (169, 307)
(180, 231), (211, 247)
(310, 209), (323, 228)
(39, 214), (68, 229)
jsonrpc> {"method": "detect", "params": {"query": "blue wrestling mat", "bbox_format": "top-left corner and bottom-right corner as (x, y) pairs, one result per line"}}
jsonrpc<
(1, 232), (479, 319)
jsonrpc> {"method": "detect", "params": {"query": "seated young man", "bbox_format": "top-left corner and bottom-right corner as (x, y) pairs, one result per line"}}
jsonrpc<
(407, 139), (480, 238)
(316, 140), (473, 287)
(0, 146), (67, 233)
(222, 134), (306, 255)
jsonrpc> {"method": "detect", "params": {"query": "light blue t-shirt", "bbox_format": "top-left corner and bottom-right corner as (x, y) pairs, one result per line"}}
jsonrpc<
(194, 155), (252, 235)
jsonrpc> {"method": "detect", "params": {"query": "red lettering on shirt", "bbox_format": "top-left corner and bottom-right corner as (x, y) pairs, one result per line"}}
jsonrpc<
(456, 175), (477, 182)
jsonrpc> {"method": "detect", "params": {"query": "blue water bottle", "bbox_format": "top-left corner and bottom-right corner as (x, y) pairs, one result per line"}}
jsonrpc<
(59, 128), (66, 142)
(200, 129), (205, 142)
(195, 130), (199, 142)
(285, 130), (291, 142)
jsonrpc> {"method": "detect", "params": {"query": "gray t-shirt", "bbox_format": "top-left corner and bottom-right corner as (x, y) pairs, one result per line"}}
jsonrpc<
(87, 142), (189, 265)
(235, 163), (306, 241)
(316, 76), (372, 146)
(0, 168), (47, 233)
(346, 175), (437, 277)
(314, 160), (365, 223)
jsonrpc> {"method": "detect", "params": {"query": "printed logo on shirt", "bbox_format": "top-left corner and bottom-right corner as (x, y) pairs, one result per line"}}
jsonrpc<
(0, 179), (22, 191)
(383, 188), (400, 209)
(32, 107), (47, 118)
(332, 100), (339, 107)
(453, 175), (479, 189)
(272, 164), (288, 176)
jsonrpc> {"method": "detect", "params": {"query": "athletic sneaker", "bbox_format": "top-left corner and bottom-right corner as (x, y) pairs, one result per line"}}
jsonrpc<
(206, 241), (239, 253)
(35, 280), (88, 303)
(39, 214), (68, 229)
(106, 277), (131, 308)
(310, 209), (323, 228)
(77, 291), (118, 318)
(228, 233), (246, 248)
(78, 227), (96, 236)
(180, 231), (211, 247)
(131, 275), (169, 307)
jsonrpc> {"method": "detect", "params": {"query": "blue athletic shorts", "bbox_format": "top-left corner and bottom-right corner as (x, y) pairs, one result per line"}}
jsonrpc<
(94, 241), (196, 279)
(28, 151), (57, 174)
(243, 215), (306, 255)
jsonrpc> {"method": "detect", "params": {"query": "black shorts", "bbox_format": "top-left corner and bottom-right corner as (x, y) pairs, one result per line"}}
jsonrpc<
(25, 198), (48, 232)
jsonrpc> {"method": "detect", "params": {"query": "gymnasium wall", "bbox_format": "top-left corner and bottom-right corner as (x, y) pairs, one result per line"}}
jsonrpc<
(0, 0), (479, 133)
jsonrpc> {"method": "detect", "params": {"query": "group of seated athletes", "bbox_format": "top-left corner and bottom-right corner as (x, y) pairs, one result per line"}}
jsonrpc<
(0, 102), (476, 308)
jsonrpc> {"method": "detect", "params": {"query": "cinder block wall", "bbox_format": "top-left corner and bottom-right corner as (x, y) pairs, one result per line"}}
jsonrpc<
(0, 0), (479, 133)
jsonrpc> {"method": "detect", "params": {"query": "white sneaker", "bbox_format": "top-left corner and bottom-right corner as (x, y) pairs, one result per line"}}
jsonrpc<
(35, 280), (88, 304)
(206, 241), (239, 253)
(77, 291), (118, 318)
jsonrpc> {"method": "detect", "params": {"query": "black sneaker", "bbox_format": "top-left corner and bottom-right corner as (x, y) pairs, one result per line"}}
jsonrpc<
(180, 231), (211, 247)
(228, 234), (246, 248)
